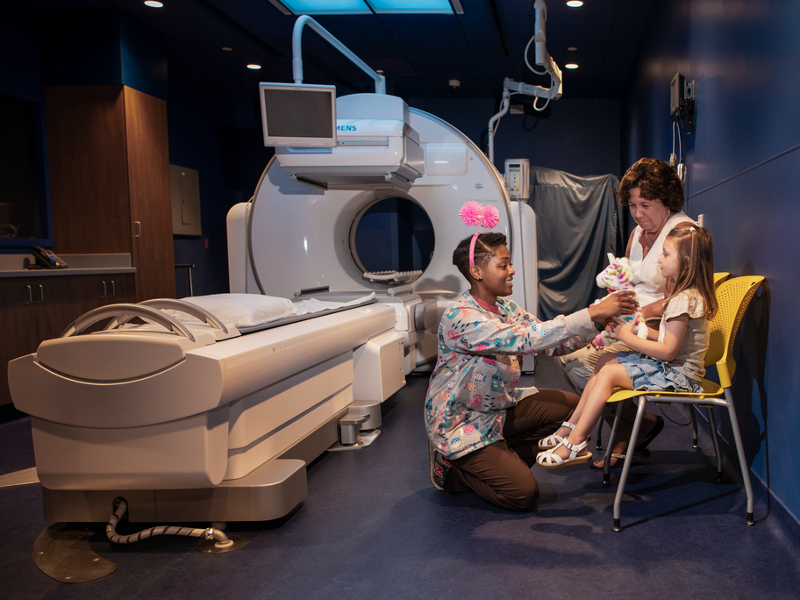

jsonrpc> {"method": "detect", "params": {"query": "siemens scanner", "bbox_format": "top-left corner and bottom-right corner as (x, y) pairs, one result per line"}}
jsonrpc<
(8, 20), (541, 526)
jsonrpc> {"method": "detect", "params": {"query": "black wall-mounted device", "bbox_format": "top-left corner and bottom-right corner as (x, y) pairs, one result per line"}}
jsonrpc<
(670, 73), (695, 133)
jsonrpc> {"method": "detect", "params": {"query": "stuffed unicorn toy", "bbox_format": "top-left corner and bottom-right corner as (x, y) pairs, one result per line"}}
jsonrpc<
(592, 253), (644, 347)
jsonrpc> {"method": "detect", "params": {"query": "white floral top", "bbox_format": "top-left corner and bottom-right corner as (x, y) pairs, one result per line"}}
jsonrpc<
(658, 288), (709, 382)
(629, 211), (695, 308)
(424, 291), (596, 460)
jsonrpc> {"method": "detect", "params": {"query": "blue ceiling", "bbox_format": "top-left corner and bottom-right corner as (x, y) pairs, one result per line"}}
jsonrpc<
(21, 0), (655, 102)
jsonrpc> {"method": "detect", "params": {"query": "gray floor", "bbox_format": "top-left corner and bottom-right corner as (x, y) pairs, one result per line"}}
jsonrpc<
(2, 358), (799, 599)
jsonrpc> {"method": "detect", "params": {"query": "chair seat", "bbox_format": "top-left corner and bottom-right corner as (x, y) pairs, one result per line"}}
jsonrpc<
(606, 378), (723, 404)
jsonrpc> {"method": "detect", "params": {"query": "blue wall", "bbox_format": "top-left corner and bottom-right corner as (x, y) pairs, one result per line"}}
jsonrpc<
(0, 6), (267, 293)
(0, 9), (51, 249)
(168, 78), (271, 297)
(411, 97), (621, 177)
(622, 0), (800, 524)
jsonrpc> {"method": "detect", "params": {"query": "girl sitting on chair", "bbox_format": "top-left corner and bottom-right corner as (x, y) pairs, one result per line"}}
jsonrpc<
(536, 224), (718, 468)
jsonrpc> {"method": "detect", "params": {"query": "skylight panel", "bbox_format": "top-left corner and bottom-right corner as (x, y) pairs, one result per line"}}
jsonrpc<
(275, 0), (372, 15)
(270, 0), (461, 15)
(367, 0), (454, 14)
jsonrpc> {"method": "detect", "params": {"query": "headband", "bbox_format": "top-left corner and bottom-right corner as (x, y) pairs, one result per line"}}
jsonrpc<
(468, 232), (481, 267)
(459, 201), (500, 267)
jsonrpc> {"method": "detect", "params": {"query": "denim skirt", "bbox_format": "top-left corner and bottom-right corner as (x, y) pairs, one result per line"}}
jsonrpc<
(617, 351), (702, 394)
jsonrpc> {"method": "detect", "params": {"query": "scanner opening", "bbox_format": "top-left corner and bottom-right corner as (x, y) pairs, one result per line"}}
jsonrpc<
(351, 197), (435, 278)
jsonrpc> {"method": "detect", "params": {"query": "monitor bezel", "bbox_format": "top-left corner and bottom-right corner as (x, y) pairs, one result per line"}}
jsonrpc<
(259, 82), (337, 148)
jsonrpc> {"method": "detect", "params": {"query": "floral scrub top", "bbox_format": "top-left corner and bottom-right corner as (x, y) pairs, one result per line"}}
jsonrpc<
(425, 291), (597, 460)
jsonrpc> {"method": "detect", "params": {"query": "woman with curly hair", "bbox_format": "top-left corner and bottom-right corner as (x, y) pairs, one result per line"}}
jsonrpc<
(557, 157), (696, 467)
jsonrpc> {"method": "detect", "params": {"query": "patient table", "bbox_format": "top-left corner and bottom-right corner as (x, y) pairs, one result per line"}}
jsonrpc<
(9, 297), (404, 523)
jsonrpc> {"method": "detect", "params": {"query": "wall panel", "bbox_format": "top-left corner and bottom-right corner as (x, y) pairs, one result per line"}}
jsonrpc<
(622, 0), (800, 525)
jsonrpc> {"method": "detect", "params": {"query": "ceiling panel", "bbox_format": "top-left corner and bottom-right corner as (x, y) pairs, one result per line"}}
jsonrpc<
(16, 0), (656, 102)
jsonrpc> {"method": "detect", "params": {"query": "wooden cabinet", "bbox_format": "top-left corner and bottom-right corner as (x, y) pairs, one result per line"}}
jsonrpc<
(44, 85), (176, 302)
(1, 273), (136, 407)
(71, 274), (137, 315)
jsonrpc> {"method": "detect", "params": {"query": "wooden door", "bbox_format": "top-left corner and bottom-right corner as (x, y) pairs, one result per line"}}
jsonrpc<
(0, 278), (39, 406)
(32, 277), (78, 342)
(123, 87), (176, 301)
(44, 85), (132, 255)
(104, 274), (137, 304)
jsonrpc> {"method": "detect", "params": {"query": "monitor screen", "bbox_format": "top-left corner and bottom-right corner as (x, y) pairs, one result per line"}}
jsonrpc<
(259, 83), (337, 148)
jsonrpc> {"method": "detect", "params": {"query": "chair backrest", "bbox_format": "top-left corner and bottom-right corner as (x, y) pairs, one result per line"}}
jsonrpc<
(704, 276), (764, 385)
(713, 272), (730, 287)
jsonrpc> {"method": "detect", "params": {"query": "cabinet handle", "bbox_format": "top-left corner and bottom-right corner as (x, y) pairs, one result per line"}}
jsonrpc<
(102, 280), (107, 298)
(26, 285), (33, 304)
(111, 280), (116, 297)
(134, 221), (142, 238)
(39, 284), (44, 303)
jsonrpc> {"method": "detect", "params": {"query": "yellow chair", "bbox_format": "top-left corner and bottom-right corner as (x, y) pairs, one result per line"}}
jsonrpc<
(683, 272), (731, 445)
(595, 271), (732, 452)
(602, 275), (764, 532)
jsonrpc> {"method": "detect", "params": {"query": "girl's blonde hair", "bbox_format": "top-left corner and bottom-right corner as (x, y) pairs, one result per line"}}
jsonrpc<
(664, 224), (718, 319)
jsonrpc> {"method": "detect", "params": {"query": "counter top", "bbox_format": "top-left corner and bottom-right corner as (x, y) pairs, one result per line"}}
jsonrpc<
(0, 254), (136, 278)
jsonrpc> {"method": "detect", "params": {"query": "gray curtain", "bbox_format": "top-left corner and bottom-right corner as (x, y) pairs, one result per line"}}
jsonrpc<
(529, 165), (625, 320)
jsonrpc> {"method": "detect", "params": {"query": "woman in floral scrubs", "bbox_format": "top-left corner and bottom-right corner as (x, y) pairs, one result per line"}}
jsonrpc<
(425, 232), (634, 511)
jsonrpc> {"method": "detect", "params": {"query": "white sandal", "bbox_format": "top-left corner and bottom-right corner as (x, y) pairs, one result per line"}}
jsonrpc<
(538, 421), (576, 450)
(536, 438), (592, 469)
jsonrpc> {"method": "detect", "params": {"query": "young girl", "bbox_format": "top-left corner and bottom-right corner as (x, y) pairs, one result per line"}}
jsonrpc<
(536, 224), (718, 467)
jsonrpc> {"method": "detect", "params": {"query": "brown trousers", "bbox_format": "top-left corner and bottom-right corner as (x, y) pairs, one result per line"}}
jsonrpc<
(445, 388), (579, 511)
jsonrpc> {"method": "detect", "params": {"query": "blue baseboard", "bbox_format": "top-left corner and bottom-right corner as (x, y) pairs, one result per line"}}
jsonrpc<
(693, 406), (800, 548)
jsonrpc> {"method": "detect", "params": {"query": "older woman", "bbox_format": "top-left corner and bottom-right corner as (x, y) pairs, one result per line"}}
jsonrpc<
(558, 158), (695, 467)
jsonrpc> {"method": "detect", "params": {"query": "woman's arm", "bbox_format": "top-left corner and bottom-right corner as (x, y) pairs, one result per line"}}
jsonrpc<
(612, 314), (688, 362)
(625, 232), (634, 259)
(640, 297), (666, 321)
(443, 293), (635, 357)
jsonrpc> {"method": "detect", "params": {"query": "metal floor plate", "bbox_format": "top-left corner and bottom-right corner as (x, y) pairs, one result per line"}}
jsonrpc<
(32, 524), (116, 583)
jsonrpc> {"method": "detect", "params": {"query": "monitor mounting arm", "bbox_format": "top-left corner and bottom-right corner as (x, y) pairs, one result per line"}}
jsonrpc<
(487, 0), (562, 165)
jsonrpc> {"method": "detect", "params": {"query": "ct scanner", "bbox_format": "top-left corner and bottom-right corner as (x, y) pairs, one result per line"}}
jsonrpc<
(8, 20), (541, 529)
(227, 91), (539, 373)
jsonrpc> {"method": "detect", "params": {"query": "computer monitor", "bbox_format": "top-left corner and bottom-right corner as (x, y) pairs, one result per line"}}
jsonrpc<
(259, 83), (337, 148)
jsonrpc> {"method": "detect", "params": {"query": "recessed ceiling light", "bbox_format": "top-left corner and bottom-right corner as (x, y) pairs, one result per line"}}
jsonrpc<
(222, 47), (233, 52)
(566, 1), (584, 7)
(568, 47), (577, 52)
(144, 1), (164, 8)
(247, 64), (262, 70)
(565, 63), (579, 69)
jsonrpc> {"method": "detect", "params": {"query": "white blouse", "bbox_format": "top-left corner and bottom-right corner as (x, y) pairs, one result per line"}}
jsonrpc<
(629, 211), (695, 308)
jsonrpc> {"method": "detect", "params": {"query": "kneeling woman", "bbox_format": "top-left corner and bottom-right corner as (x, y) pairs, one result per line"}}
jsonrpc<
(426, 232), (633, 511)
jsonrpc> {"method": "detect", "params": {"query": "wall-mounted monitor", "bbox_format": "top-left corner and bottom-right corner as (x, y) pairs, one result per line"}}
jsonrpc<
(259, 83), (337, 148)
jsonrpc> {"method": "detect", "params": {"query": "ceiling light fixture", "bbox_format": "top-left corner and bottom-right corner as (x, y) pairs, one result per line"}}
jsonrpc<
(566, 1), (584, 7)
(568, 47), (577, 51)
(565, 63), (579, 69)
(144, 1), (164, 8)
(222, 47), (233, 52)
(247, 64), (262, 70)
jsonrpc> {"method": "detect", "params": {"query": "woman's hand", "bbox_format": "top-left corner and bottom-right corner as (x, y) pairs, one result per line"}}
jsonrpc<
(588, 291), (637, 327)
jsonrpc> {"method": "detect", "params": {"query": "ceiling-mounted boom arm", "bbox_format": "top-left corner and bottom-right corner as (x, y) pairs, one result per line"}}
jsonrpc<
(292, 15), (386, 94)
(531, 0), (563, 95)
(487, 0), (563, 165)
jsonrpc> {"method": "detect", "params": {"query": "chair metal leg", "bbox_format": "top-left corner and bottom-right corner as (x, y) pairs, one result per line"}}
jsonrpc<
(596, 418), (603, 451)
(603, 399), (627, 487)
(723, 389), (755, 525)
(613, 397), (647, 532)
(689, 405), (698, 448)
(705, 407), (723, 483)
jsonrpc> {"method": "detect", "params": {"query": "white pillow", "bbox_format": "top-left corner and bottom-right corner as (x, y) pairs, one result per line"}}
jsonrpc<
(172, 294), (296, 328)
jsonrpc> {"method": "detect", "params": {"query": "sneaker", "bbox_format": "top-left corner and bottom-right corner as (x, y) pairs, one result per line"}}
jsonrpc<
(429, 441), (451, 491)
